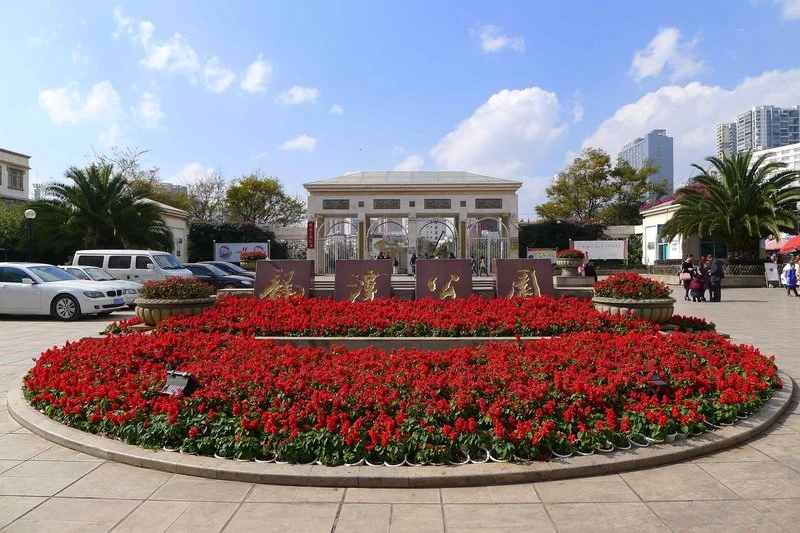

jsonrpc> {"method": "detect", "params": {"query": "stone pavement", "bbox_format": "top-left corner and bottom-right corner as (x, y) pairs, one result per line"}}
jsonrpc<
(1, 287), (799, 532)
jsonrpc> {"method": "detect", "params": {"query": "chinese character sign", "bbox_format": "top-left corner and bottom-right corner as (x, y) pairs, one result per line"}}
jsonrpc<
(215, 242), (270, 262)
(570, 240), (627, 260)
(307, 221), (316, 249)
(333, 260), (392, 301)
(494, 259), (554, 298)
(254, 260), (314, 299)
(415, 259), (472, 300)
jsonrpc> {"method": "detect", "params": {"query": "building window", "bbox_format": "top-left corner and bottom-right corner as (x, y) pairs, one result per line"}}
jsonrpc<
(373, 199), (400, 210)
(424, 199), (451, 210)
(460, 200), (467, 207)
(409, 201), (415, 207)
(358, 201), (364, 208)
(322, 199), (350, 210)
(8, 168), (24, 190)
(475, 198), (502, 209)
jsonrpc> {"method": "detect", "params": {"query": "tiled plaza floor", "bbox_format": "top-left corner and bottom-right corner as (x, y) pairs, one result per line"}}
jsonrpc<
(1, 287), (799, 532)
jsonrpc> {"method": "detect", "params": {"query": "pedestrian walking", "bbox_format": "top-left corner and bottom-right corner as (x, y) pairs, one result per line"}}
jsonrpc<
(679, 254), (696, 301)
(708, 257), (725, 302)
(785, 262), (799, 297)
(478, 256), (488, 277)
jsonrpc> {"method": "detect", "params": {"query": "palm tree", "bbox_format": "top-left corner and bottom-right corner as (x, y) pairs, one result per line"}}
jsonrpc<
(660, 152), (800, 258)
(29, 163), (174, 263)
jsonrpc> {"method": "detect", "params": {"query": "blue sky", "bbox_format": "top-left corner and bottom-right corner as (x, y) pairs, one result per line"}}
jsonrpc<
(2, 0), (800, 219)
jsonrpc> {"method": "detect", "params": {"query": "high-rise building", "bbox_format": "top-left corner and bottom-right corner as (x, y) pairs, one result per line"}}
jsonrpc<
(715, 122), (737, 158)
(718, 105), (800, 156)
(617, 129), (674, 191)
(753, 141), (800, 188)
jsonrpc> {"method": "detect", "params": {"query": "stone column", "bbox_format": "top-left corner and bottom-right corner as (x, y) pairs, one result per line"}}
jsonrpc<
(359, 213), (367, 260)
(407, 214), (418, 255)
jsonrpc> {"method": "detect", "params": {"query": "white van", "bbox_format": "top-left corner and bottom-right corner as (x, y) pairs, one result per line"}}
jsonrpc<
(72, 250), (193, 282)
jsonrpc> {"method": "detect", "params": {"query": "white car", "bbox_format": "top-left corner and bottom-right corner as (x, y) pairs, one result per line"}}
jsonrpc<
(59, 265), (142, 307)
(0, 263), (127, 321)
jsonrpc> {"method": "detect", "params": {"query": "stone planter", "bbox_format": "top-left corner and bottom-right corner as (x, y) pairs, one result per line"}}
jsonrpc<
(240, 260), (257, 272)
(591, 296), (675, 323)
(134, 297), (215, 326)
(555, 257), (584, 277)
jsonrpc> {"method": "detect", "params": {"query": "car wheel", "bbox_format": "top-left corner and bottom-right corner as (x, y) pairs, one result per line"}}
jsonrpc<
(221, 283), (236, 289)
(51, 295), (82, 321)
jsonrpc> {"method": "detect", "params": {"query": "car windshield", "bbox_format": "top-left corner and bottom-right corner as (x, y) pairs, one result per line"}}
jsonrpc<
(29, 265), (78, 282)
(220, 262), (249, 274)
(154, 254), (184, 270)
(85, 267), (117, 281)
(202, 264), (228, 277)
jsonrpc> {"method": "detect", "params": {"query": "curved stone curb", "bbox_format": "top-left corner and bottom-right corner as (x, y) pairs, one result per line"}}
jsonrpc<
(7, 372), (793, 488)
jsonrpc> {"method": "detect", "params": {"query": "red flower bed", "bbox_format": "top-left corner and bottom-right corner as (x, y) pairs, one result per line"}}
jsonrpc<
(557, 249), (585, 259)
(594, 272), (672, 300)
(24, 330), (779, 464)
(142, 295), (655, 338)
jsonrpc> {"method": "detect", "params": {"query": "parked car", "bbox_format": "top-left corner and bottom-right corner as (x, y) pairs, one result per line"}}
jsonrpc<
(182, 263), (255, 289)
(198, 260), (256, 279)
(58, 265), (143, 307)
(0, 263), (127, 321)
(72, 249), (193, 282)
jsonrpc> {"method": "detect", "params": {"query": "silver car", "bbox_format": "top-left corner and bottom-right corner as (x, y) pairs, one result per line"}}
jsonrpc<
(59, 265), (143, 307)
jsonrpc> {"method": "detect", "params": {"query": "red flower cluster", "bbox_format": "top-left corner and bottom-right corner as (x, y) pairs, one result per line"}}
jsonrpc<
(140, 277), (215, 300)
(594, 272), (672, 300)
(24, 329), (779, 464)
(670, 314), (716, 332)
(240, 251), (267, 261)
(148, 295), (655, 338)
(557, 249), (585, 259)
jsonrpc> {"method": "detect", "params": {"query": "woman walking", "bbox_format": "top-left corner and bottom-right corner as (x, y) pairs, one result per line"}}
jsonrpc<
(708, 257), (725, 302)
(679, 254), (696, 301)
(786, 262), (799, 297)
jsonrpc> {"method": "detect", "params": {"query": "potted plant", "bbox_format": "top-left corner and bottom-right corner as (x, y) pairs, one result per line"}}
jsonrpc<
(555, 249), (585, 276)
(134, 277), (215, 326)
(592, 272), (675, 323)
(239, 251), (267, 272)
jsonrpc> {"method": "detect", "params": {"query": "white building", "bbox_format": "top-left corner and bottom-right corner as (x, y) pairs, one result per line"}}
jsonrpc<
(0, 148), (31, 203)
(753, 141), (800, 186)
(716, 123), (737, 158)
(617, 129), (674, 192)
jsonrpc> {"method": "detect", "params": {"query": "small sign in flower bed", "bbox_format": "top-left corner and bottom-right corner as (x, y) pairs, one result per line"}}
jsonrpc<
(139, 295), (655, 338)
(24, 329), (779, 464)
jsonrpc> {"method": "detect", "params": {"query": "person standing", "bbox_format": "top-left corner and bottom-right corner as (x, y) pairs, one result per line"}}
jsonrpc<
(699, 256), (711, 302)
(708, 257), (725, 302)
(392, 256), (399, 275)
(583, 261), (598, 283)
(471, 256), (478, 276)
(680, 254), (696, 301)
(786, 262), (799, 297)
(478, 256), (488, 277)
(410, 253), (417, 277)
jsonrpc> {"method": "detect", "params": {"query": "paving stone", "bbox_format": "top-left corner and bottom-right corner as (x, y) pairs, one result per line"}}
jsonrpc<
(0, 495), (46, 529)
(246, 484), (345, 502)
(648, 500), (784, 532)
(3, 496), (139, 531)
(334, 503), (390, 532)
(545, 502), (669, 532)
(487, 484), (540, 503)
(390, 503), (444, 533)
(440, 486), (492, 504)
(534, 476), (639, 503)
(112, 500), (238, 533)
(58, 461), (173, 499)
(443, 503), (555, 532)
(747, 498), (800, 532)
(345, 487), (440, 504)
(697, 461), (800, 499)
(149, 474), (252, 502)
(224, 502), (339, 533)
(621, 463), (738, 501)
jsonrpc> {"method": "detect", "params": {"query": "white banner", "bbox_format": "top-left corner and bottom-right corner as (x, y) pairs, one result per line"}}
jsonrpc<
(570, 240), (627, 260)
(214, 242), (270, 262)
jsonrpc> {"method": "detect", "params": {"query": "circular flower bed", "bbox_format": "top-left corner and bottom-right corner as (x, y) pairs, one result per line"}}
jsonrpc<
(24, 329), (779, 464)
(119, 295), (656, 338)
(594, 272), (671, 300)
(556, 249), (585, 259)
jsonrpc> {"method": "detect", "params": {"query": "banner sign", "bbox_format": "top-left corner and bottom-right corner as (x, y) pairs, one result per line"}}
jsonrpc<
(214, 242), (270, 262)
(255, 260), (314, 299)
(307, 221), (316, 249)
(494, 259), (555, 298)
(570, 240), (627, 260)
(415, 259), (473, 300)
(333, 260), (393, 302)
(526, 248), (557, 264)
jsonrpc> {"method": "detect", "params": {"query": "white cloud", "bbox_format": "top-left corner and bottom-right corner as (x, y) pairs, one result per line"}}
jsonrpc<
(394, 154), (424, 171)
(27, 28), (56, 47)
(166, 162), (215, 185)
(779, 0), (800, 19)
(241, 54), (272, 93)
(583, 68), (800, 183)
(572, 101), (584, 123)
(429, 87), (566, 176)
(39, 81), (122, 125)
(98, 123), (120, 148)
(203, 56), (236, 93)
(329, 104), (344, 115)
(392, 145), (405, 156)
(71, 44), (89, 65)
(135, 92), (165, 129)
(279, 134), (317, 152)
(112, 6), (134, 39)
(276, 86), (320, 105)
(472, 24), (524, 53)
(629, 27), (705, 82)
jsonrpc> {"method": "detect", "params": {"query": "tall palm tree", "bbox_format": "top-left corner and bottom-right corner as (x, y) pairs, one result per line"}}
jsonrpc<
(29, 164), (174, 263)
(660, 152), (800, 258)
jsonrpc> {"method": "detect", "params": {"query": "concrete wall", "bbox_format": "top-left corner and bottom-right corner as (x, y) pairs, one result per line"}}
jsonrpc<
(0, 149), (30, 202)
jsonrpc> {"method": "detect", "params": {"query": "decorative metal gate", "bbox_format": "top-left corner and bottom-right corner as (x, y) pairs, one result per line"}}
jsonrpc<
(466, 218), (510, 275)
(416, 219), (458, 258)
(319, 222), (359, 274)
(368, 220), (409, 270)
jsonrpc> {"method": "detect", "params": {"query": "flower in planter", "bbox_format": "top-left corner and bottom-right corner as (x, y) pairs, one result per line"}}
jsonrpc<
(139, 277), (215, 300)
(556, 249), (585, 259)
(240, 251), (267, 261)
(593, 272), (671, 300)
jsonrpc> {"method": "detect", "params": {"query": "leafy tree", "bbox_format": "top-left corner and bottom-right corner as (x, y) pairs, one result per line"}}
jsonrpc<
(660, 152), (800, 258)
(27, 164), (174, 263)
(517, 220), (605, 256)
(0, 202), (27, 260)
(602, 160), (668, 225)
(226, 172), (305, 226)
(535, 148), (617, 223)
(186, 169), (227, 222)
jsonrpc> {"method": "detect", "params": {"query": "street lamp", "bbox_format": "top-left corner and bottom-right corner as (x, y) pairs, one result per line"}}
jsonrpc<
(24, 209), (36, 261)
